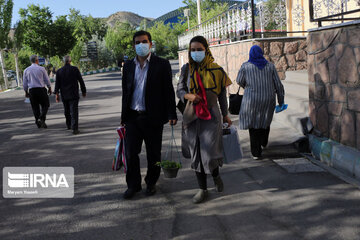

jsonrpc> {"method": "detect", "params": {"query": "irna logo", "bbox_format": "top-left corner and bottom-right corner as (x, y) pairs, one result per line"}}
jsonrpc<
(8, 172), (69, 188)
(3, 167), (74, 198)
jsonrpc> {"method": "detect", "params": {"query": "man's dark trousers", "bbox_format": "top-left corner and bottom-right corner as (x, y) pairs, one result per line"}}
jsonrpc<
(29, 87), (50, 123)
(62, 99), (79, 130)
(125, 110), (163, 190)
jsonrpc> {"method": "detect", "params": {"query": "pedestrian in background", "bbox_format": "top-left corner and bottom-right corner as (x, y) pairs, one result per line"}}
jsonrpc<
(54, 55), (86, 135)
(236, 45), (285, 160)
(117, 57), (124, 70)
(23, 55), (52, 129)
(121, 31), (177, 199)
(176, 35), (232, 204)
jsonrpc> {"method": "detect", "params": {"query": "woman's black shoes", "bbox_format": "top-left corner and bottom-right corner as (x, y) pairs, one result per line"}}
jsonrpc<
(213, 176), (224, 192)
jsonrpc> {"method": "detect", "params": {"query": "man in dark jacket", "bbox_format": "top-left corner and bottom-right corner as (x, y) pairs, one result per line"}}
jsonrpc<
(121, 31), (177, 199)
(54, 56), (86, 135)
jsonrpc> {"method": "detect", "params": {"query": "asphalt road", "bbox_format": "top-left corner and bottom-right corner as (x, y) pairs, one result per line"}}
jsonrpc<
(1, 61), (360, 240)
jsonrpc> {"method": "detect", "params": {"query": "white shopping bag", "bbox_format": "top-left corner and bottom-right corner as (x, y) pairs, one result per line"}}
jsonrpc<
(223, 126), (243, 163)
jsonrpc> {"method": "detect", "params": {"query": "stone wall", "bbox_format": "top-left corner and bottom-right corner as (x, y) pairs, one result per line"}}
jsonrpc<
(256, 39), (308, 80)
(178, 37), (307, 93)
(308, 22), (360, 150)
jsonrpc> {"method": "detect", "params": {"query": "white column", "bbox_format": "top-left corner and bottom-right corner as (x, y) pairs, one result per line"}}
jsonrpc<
(197, 0), (202, 25)
(0, 50), (9, 89)
(14, 52), (21, 87)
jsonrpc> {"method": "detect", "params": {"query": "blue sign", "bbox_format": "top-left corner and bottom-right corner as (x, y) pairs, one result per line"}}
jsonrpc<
(38, 57), (46, 65)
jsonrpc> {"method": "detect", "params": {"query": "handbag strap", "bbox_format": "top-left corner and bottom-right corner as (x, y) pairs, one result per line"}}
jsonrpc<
(236, 85), (241, 95)
(180, 63), (190, 93)
(164, 125), (182, 163)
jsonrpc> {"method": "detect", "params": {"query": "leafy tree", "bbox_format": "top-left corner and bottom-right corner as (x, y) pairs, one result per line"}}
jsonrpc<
(51, 16), (76, 57)
(5, 47), (33, 76)
(96, 40), (115, 69)
(19, 4), (53, 58)
(19, 5), (76, 59)
(11, 21), (24, 86)
(69, 41), (84, 67)
(147, 22), (179, 59)
(72, 37), (116, 72)
(49, 56), (63, 70)
(18, 48), (34, 73)
(68, 8), (108, 68)
(0, 0), (13, 89)
(104, 22), (136, 61)
(69, 8), (107, 43)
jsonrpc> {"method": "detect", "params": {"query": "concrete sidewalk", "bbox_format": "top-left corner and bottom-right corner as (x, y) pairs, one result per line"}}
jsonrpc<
(277, 70), (360, 185)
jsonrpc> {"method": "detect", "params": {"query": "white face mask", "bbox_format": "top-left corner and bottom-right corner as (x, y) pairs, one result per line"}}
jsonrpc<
(191, 51), (205, 63)
(135, 43), (150, 57)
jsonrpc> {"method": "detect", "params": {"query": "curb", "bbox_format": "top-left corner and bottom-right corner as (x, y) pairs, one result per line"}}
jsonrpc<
(302, 153), (360, 189)
(82, 67), (120, 76)
(0, 87), (22, 94)
(0, 88), (16, 94)
(309, 134), (360, 181)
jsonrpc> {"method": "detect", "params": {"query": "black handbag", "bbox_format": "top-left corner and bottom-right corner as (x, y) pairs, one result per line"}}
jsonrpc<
(228, 86), (243, 115)
(177, 99), (188, 114)
(176, 63), (189, 114)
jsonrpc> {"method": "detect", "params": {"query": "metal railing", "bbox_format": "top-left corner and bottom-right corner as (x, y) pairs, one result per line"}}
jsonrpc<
(178, 0), (301, 50)
(309, 0), (360, 27)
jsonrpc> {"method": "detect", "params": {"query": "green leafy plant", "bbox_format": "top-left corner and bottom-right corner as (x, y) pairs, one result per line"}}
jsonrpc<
(156, 160), (181, 169)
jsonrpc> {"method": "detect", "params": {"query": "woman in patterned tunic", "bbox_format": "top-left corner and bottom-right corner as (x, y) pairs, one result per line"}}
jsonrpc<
(177, 36), (232, 204)
(236, 45), (285, 159)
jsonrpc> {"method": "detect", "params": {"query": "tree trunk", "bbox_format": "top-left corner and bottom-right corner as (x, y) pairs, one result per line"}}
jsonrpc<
(0, 50), (9, 89)
(14, 52), (21, 87)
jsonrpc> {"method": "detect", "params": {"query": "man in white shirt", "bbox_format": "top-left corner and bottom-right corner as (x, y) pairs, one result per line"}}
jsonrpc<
(121, 31), (177, 199)
(23, 55), (52, 128)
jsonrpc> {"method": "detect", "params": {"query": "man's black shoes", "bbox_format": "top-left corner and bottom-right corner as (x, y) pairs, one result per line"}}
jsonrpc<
(123, 186), (156, 199)
(145, 185), (156, 196)
(41, 121), (47, 129)
(36, 120), (47, 128)
(36, 120), (41, 128)
(73, 129), (80, 135)
(123, 188), (141, 199)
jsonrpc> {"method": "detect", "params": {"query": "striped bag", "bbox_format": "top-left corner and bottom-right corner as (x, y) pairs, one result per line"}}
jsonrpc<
(112, 127), (127, 172)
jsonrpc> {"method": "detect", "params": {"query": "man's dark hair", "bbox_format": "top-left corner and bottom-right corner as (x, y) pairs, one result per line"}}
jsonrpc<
(189, 36), (209, 49)
(133, 30), (152, 44)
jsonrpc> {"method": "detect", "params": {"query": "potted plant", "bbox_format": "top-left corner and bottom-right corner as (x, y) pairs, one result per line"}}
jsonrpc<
(156, 160), (181, 178)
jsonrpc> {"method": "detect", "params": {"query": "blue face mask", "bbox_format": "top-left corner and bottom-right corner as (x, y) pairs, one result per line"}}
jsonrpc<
(191, 51), (205, 63)
(135, 43), (150, 57)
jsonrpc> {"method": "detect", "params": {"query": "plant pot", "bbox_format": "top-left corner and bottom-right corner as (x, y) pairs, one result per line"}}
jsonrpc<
(162, 167), (179, 178)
